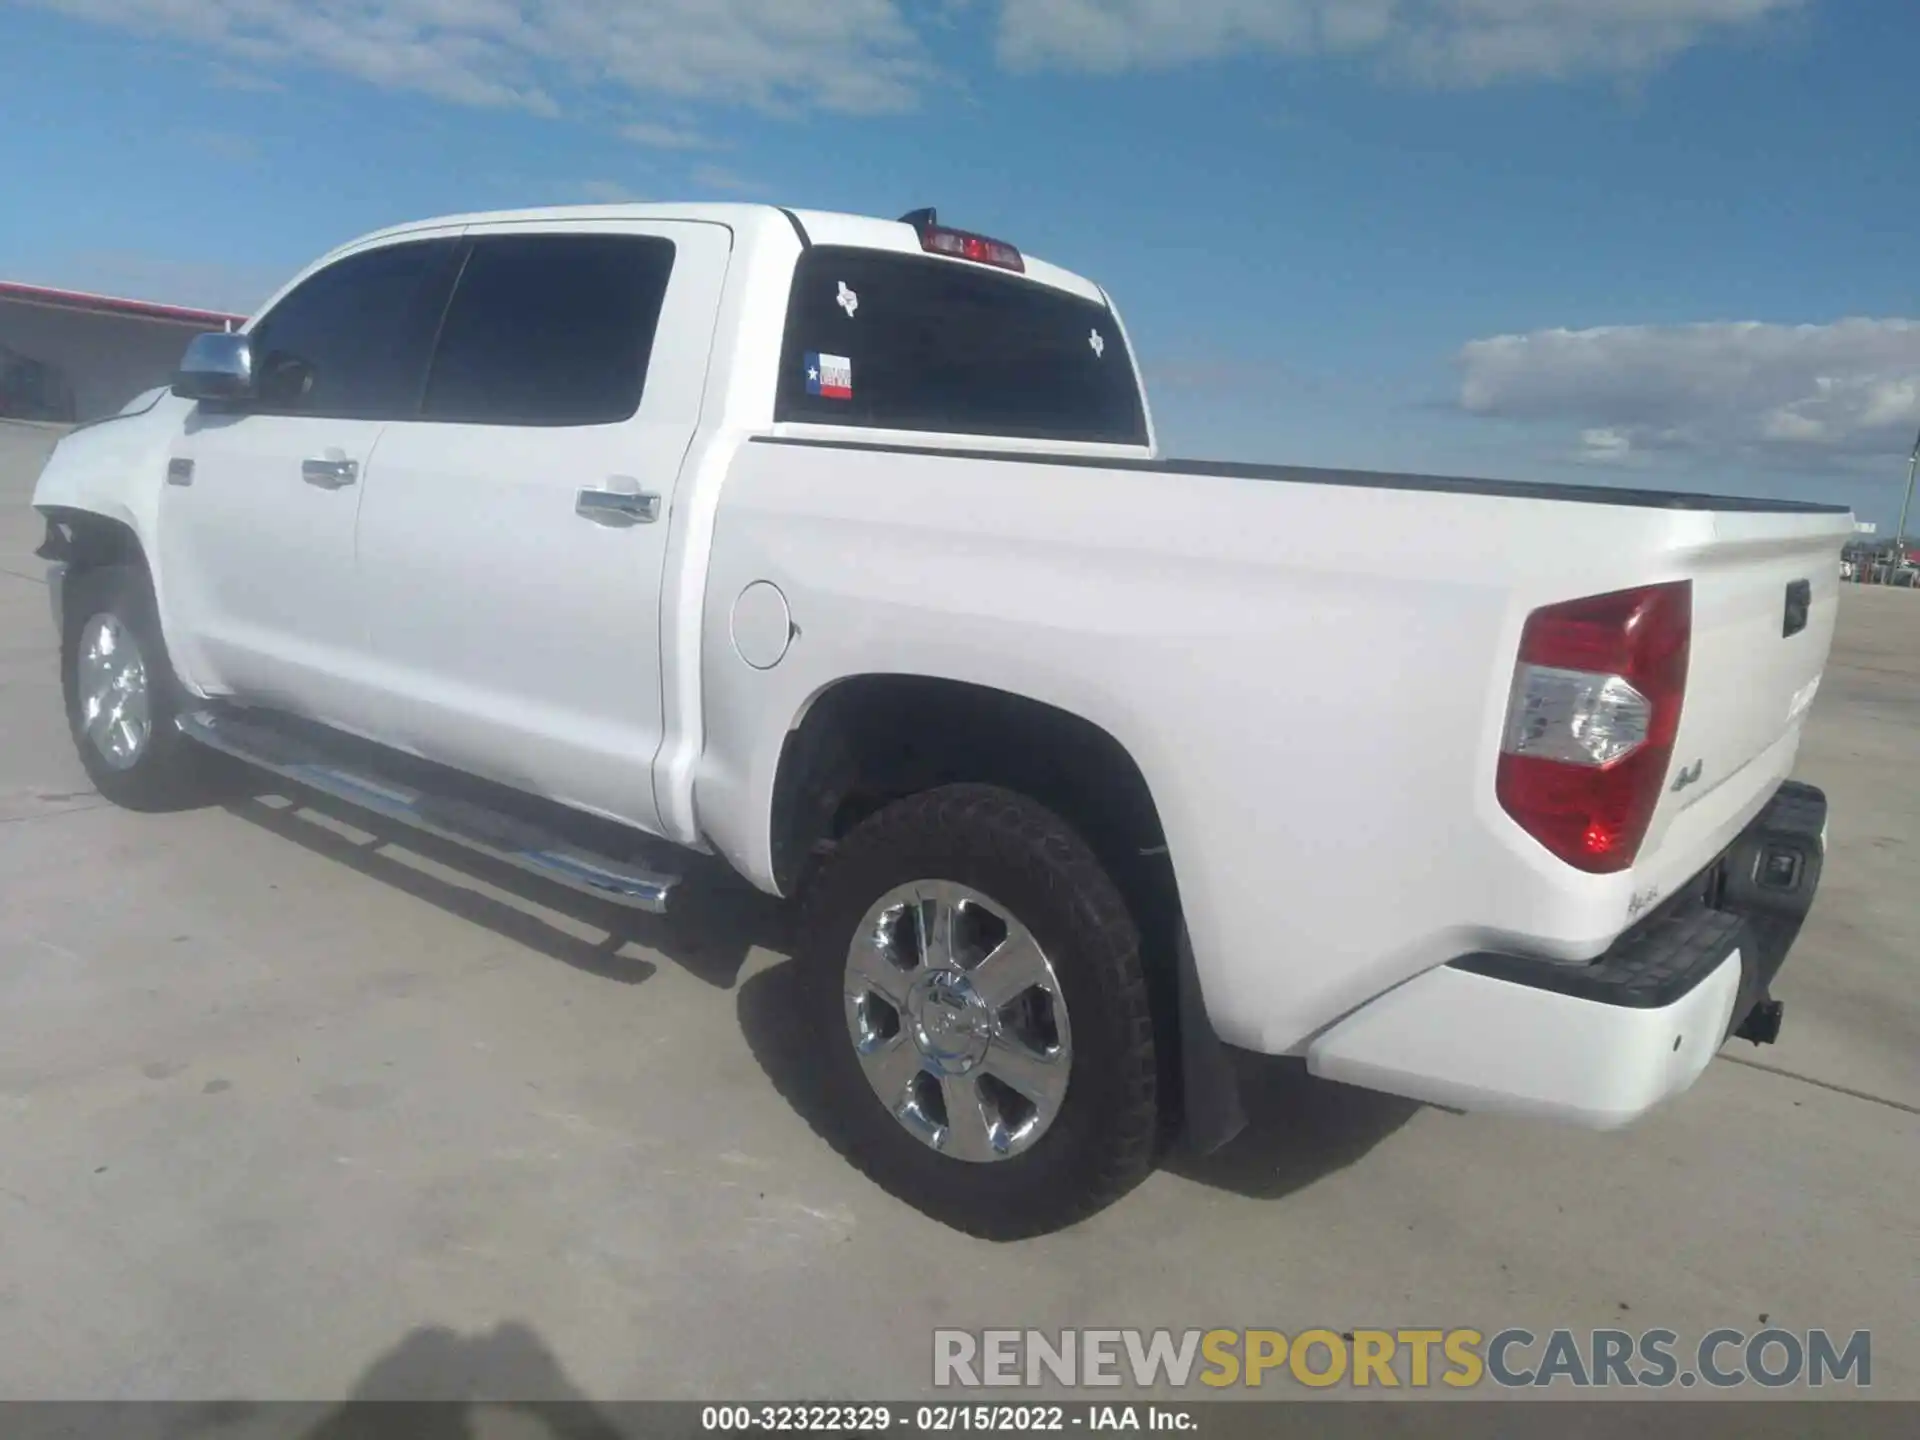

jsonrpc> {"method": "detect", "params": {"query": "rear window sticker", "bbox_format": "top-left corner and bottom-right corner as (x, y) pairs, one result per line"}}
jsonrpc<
(806, 351), (853, 399)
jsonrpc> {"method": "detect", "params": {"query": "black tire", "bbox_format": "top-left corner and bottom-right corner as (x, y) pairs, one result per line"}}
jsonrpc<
(796, 784), (1160, 1239)
(61, 564), (228, 811)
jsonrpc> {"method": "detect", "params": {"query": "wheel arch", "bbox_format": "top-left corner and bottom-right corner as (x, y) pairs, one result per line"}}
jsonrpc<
(35, 505), (153, 639)
(37, 504), (151, 571)
(767, 671), (1247, 1152)
(769, 672), (1170, 902)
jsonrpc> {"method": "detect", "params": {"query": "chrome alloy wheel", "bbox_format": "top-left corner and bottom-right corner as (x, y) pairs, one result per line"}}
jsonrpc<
(843, 880), (1073, 1163)
(75, 613), (152, 771)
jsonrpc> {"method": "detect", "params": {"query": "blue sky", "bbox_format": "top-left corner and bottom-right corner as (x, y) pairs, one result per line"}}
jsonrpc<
(3, 0), (1917, 526)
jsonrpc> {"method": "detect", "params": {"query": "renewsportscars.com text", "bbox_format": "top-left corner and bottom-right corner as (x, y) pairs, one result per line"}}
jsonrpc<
(932, 1327), (1872, 1391)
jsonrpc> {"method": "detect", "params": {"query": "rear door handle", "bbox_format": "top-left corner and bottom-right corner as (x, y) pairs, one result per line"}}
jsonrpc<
(302, 456), (358, 489)
(576, 487), (661, 526)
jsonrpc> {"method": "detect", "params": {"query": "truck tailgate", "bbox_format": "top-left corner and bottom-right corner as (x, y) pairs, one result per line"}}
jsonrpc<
(1638, 512), (1847, 883)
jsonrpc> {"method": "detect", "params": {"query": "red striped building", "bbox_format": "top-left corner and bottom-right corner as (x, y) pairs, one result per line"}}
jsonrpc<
(0, 281), (248, 425)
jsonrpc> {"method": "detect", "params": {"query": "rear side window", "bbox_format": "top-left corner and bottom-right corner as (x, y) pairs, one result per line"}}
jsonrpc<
(775, 245), (1148, 445)
(422, 233), (676, 426)
(248, 239), (461, 418)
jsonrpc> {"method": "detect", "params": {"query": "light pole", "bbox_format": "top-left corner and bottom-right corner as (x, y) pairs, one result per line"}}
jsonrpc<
(1898, 425), (1920, 556)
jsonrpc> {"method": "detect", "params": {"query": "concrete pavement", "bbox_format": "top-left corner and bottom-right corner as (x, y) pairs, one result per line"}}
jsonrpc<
(1, 421), (1914, 1403)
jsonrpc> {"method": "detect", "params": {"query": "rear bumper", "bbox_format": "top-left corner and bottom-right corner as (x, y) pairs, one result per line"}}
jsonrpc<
(1306, 781), (1827, 1128)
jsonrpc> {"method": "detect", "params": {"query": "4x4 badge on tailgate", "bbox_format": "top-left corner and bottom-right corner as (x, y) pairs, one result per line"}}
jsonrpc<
(1669, 759), (1704, 793)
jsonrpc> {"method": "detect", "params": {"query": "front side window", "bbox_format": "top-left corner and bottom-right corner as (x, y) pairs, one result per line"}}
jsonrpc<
(421, 233), (677, 426)
(775, 245), (1149, 445)
(246, 239), (460, 418)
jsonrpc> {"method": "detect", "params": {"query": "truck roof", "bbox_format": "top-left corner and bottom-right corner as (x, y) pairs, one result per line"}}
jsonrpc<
(339, 203), (1108, 304)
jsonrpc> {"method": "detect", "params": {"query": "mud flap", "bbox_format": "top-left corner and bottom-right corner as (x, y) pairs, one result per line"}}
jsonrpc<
(1177, 925), (1247, 1154)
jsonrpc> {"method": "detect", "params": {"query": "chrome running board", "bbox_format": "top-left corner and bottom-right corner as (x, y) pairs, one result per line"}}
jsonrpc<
(177, 707), (681, 913)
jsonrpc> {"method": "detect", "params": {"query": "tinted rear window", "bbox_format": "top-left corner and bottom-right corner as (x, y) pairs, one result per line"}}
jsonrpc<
(775, 246), (1148, 445)
(423, 233), (675, 426)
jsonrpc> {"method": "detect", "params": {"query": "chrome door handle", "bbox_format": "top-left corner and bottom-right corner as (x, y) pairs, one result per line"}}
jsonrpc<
(575, 487), (661, 526)
(302, 456), (358, 489)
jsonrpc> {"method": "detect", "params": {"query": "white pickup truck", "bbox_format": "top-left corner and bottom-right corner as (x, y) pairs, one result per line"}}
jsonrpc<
(32, 202), (1849, 1237)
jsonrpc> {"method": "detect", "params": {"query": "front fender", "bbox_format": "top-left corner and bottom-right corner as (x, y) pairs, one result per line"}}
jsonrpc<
(30, 395), (194, 672)
(30, 398), (181, 545)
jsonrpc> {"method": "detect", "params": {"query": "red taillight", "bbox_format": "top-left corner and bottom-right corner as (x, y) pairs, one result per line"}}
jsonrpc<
(915, 224), (1024, 272)
(1496, 582), (1691, 874)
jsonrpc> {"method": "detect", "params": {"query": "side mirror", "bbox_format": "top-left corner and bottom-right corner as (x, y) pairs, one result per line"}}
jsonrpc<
(172, 331), (254, 402)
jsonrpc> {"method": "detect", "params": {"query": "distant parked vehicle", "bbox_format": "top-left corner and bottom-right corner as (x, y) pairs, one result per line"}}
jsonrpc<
(0, 344), (77, 423)
(1843, 540), (1920, 585)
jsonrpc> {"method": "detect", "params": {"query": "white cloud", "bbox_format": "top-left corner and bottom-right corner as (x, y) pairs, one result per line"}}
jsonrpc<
(573, 179), (648, 203)
(204, 61), (284, 93)
(32, 0), (1806, 118)
(1577, 427), (1635, 465)
(996, 0), (1805, 86)
(1458, 319), (1920, 465)
(32, 0), (934, 115)
(689, 163), (761, 195)
(620, 121), (719, 150)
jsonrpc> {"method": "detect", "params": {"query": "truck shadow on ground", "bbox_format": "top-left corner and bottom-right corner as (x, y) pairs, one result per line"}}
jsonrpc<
(226, 783), (1418, 1210)
(1159, 1053), (1424, 1199)
(735, 955), (1424, 1208)
(164, 1321), (634, 1438)
(298, 1322), (631, 1438)
(223, 787), (790, 993)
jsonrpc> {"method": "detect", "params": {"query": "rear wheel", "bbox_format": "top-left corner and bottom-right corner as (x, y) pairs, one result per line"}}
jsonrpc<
(797, 784), (1160, 1238)
(61, 565), (226, 811)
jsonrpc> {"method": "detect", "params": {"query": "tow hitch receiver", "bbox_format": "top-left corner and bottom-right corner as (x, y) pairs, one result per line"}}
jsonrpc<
(1734, 997), (1785, 1045)
(1716, 780), (1824, 1050)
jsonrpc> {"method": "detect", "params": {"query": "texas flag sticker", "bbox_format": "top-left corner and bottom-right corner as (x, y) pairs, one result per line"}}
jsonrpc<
(806, 351), (853, 400)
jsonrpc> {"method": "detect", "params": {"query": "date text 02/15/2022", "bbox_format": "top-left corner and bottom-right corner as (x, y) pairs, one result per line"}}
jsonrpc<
(699, 1404), (1194, 1431)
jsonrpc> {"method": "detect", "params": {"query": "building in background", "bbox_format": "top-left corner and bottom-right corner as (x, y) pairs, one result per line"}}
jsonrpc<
(0, 281), (247, 425)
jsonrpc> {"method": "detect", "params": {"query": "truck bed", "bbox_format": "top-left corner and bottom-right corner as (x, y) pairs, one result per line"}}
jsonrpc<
(719, 431), (1852, 1054)
(755, 435), (1852, 514)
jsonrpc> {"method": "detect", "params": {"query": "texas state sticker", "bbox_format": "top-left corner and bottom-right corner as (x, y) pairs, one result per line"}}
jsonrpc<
(806, 351), (853, 400)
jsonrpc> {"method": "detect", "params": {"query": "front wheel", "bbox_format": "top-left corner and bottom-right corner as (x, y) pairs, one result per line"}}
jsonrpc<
(61, 564), (227, 811)
(796, 784), (1160, 1238)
